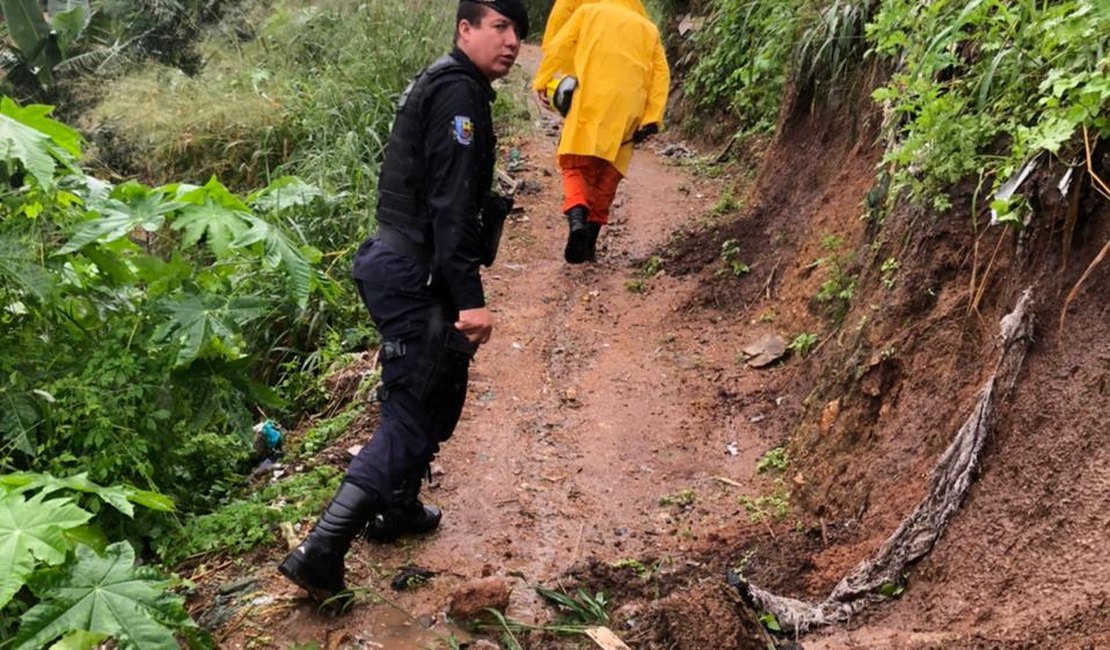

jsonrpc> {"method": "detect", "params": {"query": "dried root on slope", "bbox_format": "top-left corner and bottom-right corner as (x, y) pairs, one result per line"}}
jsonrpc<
(733, 288), (1036, 633)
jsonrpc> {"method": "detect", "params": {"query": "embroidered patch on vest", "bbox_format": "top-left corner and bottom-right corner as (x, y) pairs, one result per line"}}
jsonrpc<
(453, 116), (474, 145)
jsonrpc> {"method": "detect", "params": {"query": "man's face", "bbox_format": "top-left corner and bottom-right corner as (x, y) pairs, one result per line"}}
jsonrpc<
(457, 9), (521, 81)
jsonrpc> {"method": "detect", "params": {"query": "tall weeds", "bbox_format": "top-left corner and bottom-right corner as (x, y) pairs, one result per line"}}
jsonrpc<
(87, 0), (453, 250)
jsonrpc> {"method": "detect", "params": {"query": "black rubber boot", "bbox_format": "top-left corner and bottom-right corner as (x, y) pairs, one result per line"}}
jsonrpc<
(278, 482), (378, 603)
(564, 205), (590, 264)
(584, 221), (602, 262)
(364, 485), (442, 543)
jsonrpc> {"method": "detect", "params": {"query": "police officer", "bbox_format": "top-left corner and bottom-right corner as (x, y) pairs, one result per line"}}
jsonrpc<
(279, 0), (528, 602)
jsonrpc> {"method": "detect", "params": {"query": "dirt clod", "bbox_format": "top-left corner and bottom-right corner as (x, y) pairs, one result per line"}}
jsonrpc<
(448, 576), (513, 621)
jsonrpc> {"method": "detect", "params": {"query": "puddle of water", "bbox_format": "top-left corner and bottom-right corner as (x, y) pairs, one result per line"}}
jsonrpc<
(350, 607), (471, 650)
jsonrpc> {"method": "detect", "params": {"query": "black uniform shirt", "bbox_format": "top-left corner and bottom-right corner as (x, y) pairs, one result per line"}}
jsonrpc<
(422, 48), (496, 311)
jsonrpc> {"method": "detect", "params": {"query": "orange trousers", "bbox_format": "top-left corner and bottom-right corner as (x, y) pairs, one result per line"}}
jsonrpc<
(559, 154), (624, 225)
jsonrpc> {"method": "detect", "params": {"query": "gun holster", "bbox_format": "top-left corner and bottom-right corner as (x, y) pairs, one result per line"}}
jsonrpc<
(479, 192), (513, 267)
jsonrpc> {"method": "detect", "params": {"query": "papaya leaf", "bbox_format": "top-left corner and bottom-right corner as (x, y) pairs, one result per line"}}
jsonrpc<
(2, 472), (132, 516)
(124, 490), (175, 513)
(48, 630), (109, 650)
(62, 525), (107, 556)
(0, 472), (176, 516)
(171, 198), (250, 257)
(248, 176), (323, 212)
(0, 491), (92, 608)
(0, 111), (60, 188)
(14, 542), (195, 650)
(153, 293), (266, 366)
(59, 184), (183, 254)
(0, 98), (82, 158)
(233, 215), (315, 308)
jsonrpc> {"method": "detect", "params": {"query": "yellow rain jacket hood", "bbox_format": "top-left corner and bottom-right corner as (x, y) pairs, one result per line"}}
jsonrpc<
(540, 0), (648, 50)
(532, 3), (670, 175)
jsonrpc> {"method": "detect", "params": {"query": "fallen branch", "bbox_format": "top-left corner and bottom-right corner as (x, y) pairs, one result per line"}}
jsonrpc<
(733, 288), (1036, 633)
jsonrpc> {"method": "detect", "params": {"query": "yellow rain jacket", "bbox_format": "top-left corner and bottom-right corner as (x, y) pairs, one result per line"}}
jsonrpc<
(533, 3), (670, 175)
(540, 0), (648, 50)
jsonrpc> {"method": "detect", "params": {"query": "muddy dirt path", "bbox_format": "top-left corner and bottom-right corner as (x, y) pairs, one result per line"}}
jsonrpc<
(224, 46), (790, 648)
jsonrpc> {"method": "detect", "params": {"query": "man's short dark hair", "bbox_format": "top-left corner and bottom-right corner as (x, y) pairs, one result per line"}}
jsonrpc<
(457, 1), (490, 36)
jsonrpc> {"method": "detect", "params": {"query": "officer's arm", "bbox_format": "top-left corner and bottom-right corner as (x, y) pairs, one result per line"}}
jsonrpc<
(424, 78), (487, 311)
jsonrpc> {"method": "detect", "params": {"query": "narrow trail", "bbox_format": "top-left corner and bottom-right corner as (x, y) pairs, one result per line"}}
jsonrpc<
(242, 46), (792, 648)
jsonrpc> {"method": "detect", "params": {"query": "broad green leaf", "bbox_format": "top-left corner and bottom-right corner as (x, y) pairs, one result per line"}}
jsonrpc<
(57, 211), (152, 254)
(0, 0), (61, 84)
(48, 5), (90, 52)
(0, 472), (175, 515)
(248, 176), (323, 212)
(125, 490), (175, 513)
(62, 525), (108, 556)
(0, 491), (91, 608)
(0, 98), (82, 158)
(153, 293), (266, 366)
(233, 215), (315, 308)
(49, 630), (109, 650)
(151, 294), (208, 366)
(0, 112), (59, 188)
(58, 183), (183, 254)
(25, 473), (134, 517)
(130, 252), (191, 298)
(171, 199), (250, 257)
(15, 542), (193, 650)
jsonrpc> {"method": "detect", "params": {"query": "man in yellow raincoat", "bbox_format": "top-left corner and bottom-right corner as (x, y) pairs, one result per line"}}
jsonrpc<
(533, 2), (669, 263)
(540, 0), (647, 50)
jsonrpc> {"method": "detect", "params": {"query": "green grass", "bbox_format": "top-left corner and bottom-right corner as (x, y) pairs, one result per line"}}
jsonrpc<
(157, 464), (342, 565)
(88, 0), (454, 253)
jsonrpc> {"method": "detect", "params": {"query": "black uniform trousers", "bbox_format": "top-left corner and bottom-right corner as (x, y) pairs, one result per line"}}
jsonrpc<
(346, 238), (474, 508)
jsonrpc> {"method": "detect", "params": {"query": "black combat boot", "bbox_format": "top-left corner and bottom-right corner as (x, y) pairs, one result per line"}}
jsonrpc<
(278, 481), (378, 602)
(364, 483), (442, 543)
(564, 205), (590, 264)
(584, 221), (602, 262)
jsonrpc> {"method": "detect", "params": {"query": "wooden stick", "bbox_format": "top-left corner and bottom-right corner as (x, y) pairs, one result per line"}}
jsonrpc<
(712, 475), (744, 488)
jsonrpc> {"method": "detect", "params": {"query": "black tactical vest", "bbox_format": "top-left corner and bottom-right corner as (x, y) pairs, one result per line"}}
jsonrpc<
(375, 53), (494, 249)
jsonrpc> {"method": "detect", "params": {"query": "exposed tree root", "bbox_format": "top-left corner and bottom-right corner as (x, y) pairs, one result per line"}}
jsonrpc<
(732, 288), (1037, 634)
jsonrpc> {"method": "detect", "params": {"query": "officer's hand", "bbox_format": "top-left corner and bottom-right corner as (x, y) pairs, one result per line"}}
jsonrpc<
(632, 123), (659, 145)
(536, 89), (552, 111)
(456, 307), (493, 346)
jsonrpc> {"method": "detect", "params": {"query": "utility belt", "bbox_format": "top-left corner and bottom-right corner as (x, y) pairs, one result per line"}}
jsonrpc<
(376, 223), (431, 267)
(376, 192), (512, 270)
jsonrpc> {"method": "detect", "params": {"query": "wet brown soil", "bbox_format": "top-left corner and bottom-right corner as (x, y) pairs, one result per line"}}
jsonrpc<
(190, 45), (1110, 650)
